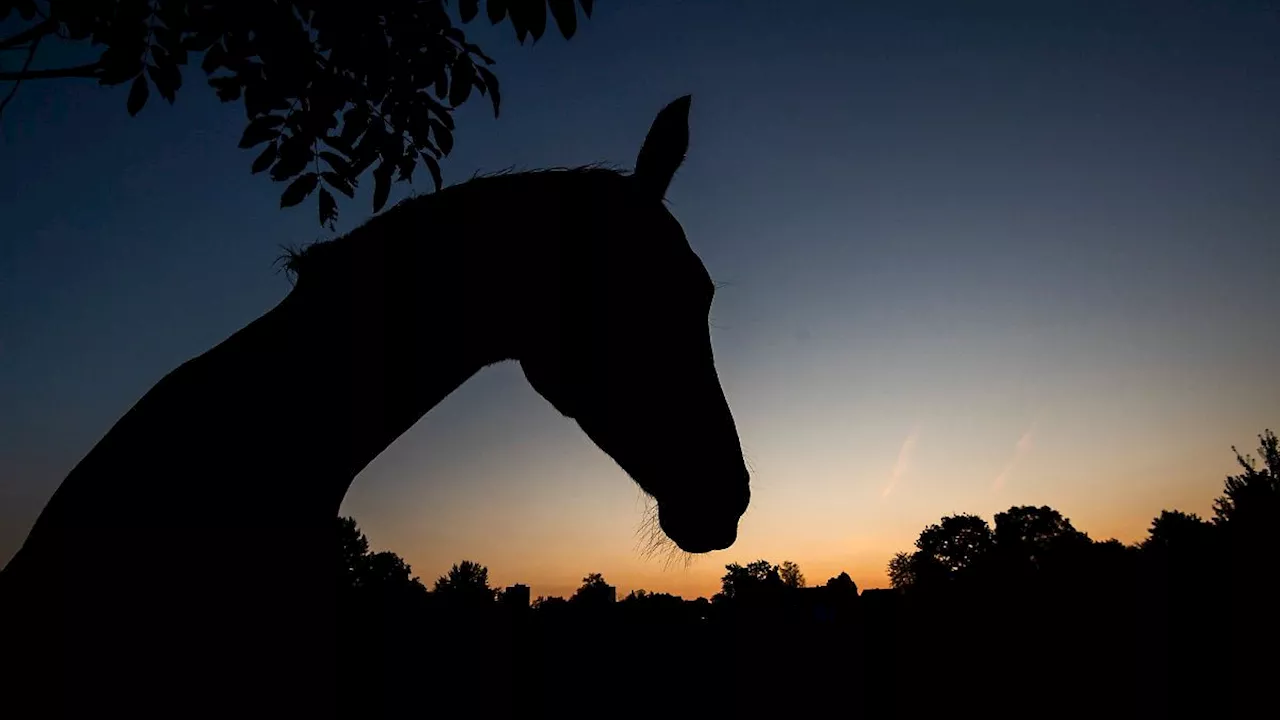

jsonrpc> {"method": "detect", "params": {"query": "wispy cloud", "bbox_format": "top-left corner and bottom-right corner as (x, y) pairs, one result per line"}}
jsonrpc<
(992, 421), (1037, 492)
(882, 425), (920, 498)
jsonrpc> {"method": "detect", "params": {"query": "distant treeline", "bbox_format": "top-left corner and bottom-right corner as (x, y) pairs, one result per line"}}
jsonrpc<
(335, 429), (1279, 718)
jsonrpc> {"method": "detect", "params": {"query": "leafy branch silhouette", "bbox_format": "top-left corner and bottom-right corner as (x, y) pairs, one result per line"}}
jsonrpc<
(0, 0), (593, 227)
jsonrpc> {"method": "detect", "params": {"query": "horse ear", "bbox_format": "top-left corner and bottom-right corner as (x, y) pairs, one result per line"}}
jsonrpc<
(633, 95), (691, 200)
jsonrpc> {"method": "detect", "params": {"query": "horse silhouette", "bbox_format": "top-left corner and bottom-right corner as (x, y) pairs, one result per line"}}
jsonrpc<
(0, 95), (749, 716)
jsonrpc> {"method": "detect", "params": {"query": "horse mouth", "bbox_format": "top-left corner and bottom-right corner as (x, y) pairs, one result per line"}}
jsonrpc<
(657, 502), (742, 554)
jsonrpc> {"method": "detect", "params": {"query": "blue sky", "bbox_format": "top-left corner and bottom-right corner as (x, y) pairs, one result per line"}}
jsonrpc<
(3, 1), (1278, 597)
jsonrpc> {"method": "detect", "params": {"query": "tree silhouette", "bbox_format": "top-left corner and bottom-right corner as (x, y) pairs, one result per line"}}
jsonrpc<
(432, 559), (496, 605)
(0, 0), (593, 226)
(531, 595), (568, 612)
(335, 422), (1279, 717)
(992, 505), (1088, 572)
(1213, 429), (1280, 528)
(361, 551), (421, 590)
(887, 551), (919, 589)
(570, 572), (614, 605)
(1143, 510), (1215, 553)
(335, 515), (425, 593)
(779, 560), (806, 588)
(915, 513), (994, 578)
(825, 571), (857, 594)
(621, 589), (685, 607)
(337, 515), (371, 584)
(718, 559), (784, 601)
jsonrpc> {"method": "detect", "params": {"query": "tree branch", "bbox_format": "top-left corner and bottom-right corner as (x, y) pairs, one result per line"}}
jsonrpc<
(0, 30), (44, 118)
(0, 62), (99, 81)
(0, 18), (57, 51)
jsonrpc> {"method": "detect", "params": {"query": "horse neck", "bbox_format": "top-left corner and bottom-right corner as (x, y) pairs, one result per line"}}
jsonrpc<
(21, 182), (553, 556)
(0, 175), (588, 717)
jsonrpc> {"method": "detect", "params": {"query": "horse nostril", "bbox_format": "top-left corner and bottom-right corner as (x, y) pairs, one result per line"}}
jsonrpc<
(657, 502), (740, 554)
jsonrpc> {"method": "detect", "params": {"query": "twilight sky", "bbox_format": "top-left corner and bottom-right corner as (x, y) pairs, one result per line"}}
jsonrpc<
(2, 1), (1278, 599)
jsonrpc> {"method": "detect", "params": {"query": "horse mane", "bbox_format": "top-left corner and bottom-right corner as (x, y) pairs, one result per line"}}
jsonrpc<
(279, 163), (629, 279)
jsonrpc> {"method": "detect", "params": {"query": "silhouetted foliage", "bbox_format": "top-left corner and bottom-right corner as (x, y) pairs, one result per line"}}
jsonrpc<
(335, 515), (426, 594)
(994, 504), (1086, 556)
(779, 559), (806, 588)
(531, 594), (567, 610)
(1144, 509), (1215, 553)
(320, 428), (1280, 716)
(919, 513), (993, 573)
(887, 512), (995, 589)
(1214, 428), (1280, 527)
(570, 572), (614, 605)
(0, 0), (593, 226)
(717, 559), (784, 601)
(825, 571), (857, 594)
(432, 559), (496, 605)
(886, 551), (917, 589)
(336, 515), (370, 583)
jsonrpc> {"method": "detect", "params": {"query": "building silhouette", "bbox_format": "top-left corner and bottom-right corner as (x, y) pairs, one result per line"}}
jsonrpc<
(502, 584), (531, 610)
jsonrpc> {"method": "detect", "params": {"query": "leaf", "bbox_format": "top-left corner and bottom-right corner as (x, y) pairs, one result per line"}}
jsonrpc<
(527, 2), (547, 42)
(487, 0), (508, 24)
(147, 61), (182, 104)
(449, 57), (474, 107)
(321, 134), (355, 155)
(322, 171), (355, 198)
(508, 0), (546, 43)
(339, 105), (369, 148)
(347, 131), (379, 175)
(209, 76), (242, 102)
(271, 134), (313, 181)
(149, 40), (171, 66)
(99, 46), (143, 86)
(183, 30), (222, 52)
(127, 74), (149, 116)
(154, 27), (189, 66)
(63, 18), (92, 41)
(426, 98), (455, 129)
(242, 82), (288, 121)
(580, 0), (593, 18)
(415, 136), (442, 159)
(549, 0), (577, 40)
(475, 66), (500, 118)
(318, 186), (338, 229)
(201, 42), (227, 74)
(372, 159), (394, 212)
(464, 42), (495, 65)
(433, 66), (449, 101)
(251, 142), (278, 174)
(352, 120), (384, 167)
(429, 119), (453, 155)
(238, 115), (284, 148)
(423, 154), (443, 192)
(280, 172), (319, 208)
(459, 0), (479, 23)
(397, 151), (416, 182)
(379, 130), (404, 163)
(320, 151), (353, 176)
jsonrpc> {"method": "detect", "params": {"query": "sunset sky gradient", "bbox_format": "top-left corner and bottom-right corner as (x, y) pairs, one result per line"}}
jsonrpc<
(3, 1), (1278, 599)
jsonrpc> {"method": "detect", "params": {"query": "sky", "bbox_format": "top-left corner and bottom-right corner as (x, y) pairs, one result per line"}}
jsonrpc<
(2, 1), (1278, 599)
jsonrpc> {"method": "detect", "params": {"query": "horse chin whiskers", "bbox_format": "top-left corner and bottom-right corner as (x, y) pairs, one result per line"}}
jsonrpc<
(635, 498), (695, 570)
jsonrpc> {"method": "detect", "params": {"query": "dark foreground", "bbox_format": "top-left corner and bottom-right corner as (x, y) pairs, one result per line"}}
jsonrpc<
(342, 569), (1272, 718)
